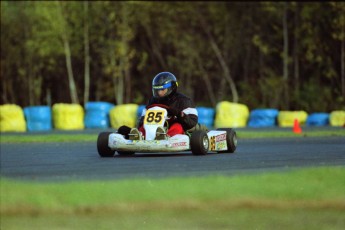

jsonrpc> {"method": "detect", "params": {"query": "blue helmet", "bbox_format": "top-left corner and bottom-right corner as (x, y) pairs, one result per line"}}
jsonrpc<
(152, 72), (178, 99)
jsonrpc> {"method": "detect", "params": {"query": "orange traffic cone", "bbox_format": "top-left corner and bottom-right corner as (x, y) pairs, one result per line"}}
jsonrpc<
(293, 119), (302, 134)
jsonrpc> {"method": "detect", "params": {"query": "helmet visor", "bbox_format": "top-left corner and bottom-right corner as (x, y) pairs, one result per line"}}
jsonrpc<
(152, 82), (172, 98)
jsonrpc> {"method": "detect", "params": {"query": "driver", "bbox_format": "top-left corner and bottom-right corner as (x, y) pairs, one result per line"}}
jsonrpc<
(118, 72), (198, 140)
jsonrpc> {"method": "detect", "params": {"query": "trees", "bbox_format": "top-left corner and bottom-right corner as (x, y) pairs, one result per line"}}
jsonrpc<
(36, 1), (80, 104)
(1, 2), (343, 111)
(330, 2), (345, 104)
(83, 0), (90, 106)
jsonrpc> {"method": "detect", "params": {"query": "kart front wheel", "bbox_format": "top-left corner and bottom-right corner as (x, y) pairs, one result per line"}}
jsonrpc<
(216, 128), (237, 153)
(97, 132), (115, 157)
(191, 130), (209, 155)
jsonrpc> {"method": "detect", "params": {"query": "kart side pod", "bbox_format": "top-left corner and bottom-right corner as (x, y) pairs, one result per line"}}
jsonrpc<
(190, 128), (237, 155)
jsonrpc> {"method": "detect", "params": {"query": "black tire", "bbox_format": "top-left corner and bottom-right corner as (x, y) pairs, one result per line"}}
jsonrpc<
(191, 130), (209, 155)
(216, 128), (237, 153)
(97, 132), (115, 157)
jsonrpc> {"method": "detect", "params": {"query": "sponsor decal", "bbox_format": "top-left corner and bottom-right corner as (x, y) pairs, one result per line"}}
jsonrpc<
(215, 133), (226, 142)
(210, 136), (216, 150)
(216, 141), (226, 150)
(153, 82), (171, 89)
(172, 142), (187, 147)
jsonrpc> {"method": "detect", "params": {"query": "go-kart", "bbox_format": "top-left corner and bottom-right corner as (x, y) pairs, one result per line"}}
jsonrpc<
(97, 104), (237, 157)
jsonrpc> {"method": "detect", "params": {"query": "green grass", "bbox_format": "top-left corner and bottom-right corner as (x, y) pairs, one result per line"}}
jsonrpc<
(1, 167), (345, 229)
(0, 133), (96, 143)
(1, 128), (344, 143)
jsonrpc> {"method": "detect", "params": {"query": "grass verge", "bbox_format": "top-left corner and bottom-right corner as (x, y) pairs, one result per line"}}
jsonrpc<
(0, 134), (96, 143)
(1, 167), (345, 229)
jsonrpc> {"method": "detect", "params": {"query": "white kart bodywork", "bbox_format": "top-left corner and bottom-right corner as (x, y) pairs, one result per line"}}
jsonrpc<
(108, 130), (228, 153)
(97, 105), (237, 156)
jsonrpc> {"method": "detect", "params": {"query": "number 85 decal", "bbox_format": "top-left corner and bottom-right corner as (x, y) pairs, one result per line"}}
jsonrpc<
(144, 110), (166, 125)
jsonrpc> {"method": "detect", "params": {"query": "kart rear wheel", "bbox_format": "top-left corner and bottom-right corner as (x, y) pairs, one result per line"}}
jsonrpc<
(191, 130), (209, 155)
(97, 132), (115, 157)
(216, 128), (237, 153)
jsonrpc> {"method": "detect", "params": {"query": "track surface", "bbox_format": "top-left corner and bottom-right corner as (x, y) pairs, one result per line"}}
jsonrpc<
(1, 136), (344, 182)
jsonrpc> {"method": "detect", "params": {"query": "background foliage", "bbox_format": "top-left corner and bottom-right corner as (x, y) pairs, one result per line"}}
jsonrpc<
(1, 1), (344, 112)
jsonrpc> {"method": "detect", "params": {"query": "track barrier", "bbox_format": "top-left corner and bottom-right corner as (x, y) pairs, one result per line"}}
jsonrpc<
(24, 106), (52, 131)
(84, 102), (114, 128)
(52, 103), (84, 130)
(0, 102), (344, 132)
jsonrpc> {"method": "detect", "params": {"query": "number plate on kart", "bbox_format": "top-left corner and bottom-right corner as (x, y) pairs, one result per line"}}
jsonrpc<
(144, 109), (167, 126)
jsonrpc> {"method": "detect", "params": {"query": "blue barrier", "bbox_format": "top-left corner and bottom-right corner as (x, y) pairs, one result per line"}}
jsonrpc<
(248, 109), (279, 128)
(84, 102), (114, 128)
(24, 106), (52, 131)
(306, 113), (329, 126)
(137, 105), (146, 118)
(197, 107), (215, 128)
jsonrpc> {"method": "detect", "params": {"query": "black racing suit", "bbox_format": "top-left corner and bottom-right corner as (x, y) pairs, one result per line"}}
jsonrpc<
(138, 92), (198, 131)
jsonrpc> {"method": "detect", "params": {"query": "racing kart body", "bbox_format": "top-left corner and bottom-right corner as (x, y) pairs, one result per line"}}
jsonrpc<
(97, 105), (237, 157)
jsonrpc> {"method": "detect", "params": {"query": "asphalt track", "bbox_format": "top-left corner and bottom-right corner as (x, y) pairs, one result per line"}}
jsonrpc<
(1, 134), (344, 182)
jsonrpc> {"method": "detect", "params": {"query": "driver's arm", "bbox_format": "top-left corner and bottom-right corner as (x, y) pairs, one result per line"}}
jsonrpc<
(176, 99), (198, 131)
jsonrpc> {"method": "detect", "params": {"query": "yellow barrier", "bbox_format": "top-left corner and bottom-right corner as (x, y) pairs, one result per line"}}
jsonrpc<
(329, 110), (345, 127)
(214, 101), (249, 128)
(109, 104), (139, 129)
(0, 104), (26, 132)
(52, 103), (84, 130)
(278, 111), (308, 127)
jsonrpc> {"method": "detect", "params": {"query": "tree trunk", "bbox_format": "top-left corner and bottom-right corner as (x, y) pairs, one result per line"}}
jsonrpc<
(124, 67), (131, 103)
(243, 44), (252, 83)
(111, 54), (124, 105)
(63, 36), (79, 104)
(341, 20), (345, 98)
(83, 1), (90, 106)
(144, 24), (168, 70)
(1, 80), (7, 103)
(293, 3), (300, 100)
(196, 57), (217, 107)
(28, 63), (33, 106)
(118, 70), (124, 104)
(57, 2), (79, 104)
(46, 88), (51, 107)
(122, 5), (131, 104)
(205, 28), (239, 103)
(282, 2), (289, 109)
(199, 14), (239, 103)
(114, 69), (124, 105)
